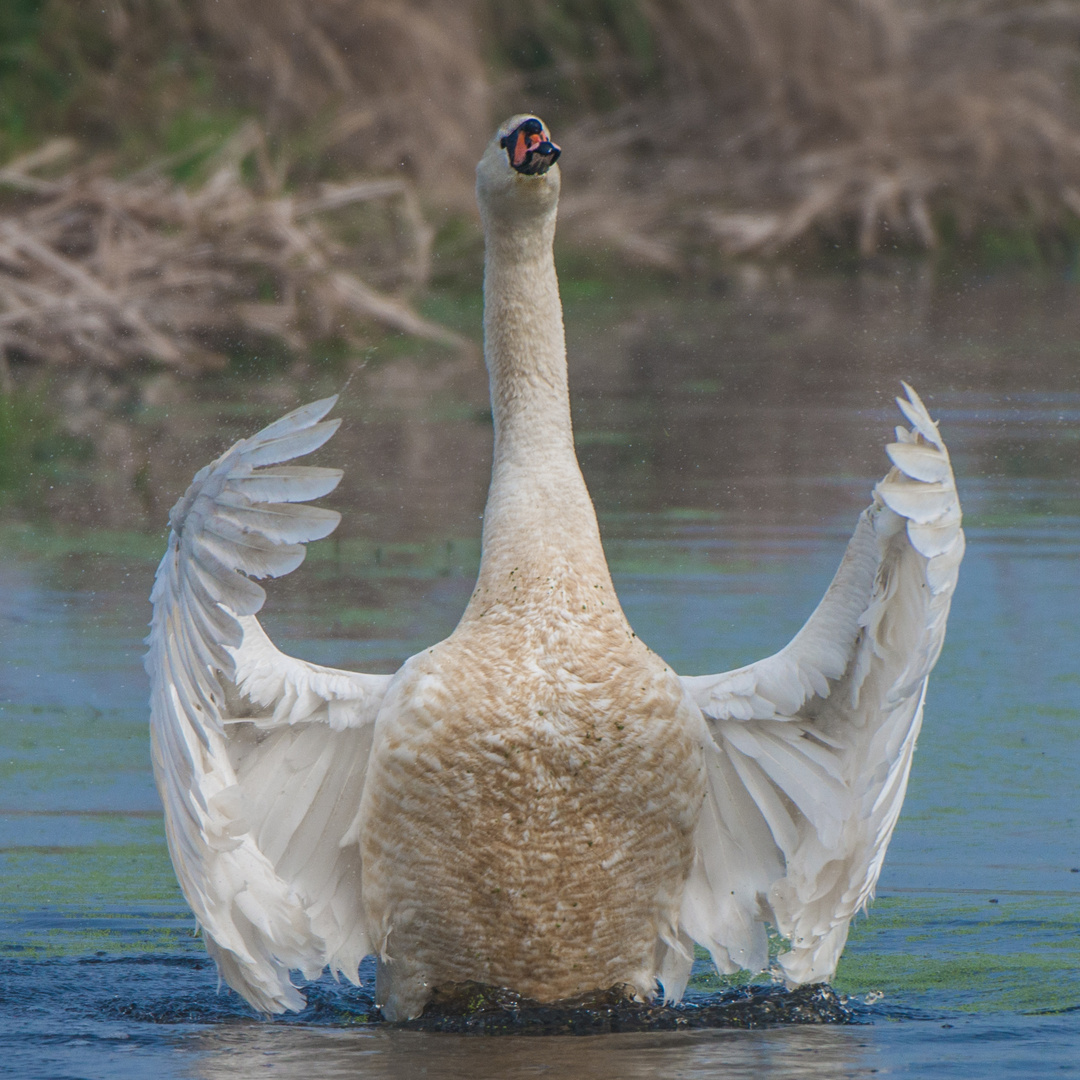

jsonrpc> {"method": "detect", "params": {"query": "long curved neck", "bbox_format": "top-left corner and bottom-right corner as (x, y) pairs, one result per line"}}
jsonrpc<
(464, 213), (613, 611)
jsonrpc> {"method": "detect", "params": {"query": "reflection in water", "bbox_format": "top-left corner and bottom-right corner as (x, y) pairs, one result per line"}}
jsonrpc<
(35, 269), (1080, 538)
(1, 269), (1077, 1079)
(190, 1023), (874, 1080)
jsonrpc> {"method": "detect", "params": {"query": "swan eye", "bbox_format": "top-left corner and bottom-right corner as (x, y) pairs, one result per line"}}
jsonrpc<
(500, 119), (561, 176)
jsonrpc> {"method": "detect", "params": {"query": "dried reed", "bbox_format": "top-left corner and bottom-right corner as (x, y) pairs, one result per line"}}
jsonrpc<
(196, 0), (491, 212)
(0, 124), (466, 381)
(554, 0), (1080, 262)
(14, 0), (1080, 275)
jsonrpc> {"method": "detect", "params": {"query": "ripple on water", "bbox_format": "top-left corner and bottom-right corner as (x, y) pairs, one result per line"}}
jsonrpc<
(1, 272), (1078, 1078)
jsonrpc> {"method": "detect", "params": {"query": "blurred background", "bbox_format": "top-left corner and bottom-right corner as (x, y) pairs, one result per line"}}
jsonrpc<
(2, 0), (1080, 526)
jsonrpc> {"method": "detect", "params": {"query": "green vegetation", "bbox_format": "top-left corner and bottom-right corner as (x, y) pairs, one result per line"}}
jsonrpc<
(0, 0), (223, 166)
(0, 698), (184, 959)
(0, 0), (80, 156)
(0, 836), (189, 959)
(486, 0), (657, 118)
(0, 389), (92, 503)
(834, 895), (1080, 1014)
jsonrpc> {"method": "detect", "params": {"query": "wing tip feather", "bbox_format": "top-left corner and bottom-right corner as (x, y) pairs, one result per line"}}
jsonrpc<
(681, 380), (963, 995)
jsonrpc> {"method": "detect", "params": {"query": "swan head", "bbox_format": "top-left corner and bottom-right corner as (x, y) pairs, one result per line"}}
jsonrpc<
(477, 115), (561, 229)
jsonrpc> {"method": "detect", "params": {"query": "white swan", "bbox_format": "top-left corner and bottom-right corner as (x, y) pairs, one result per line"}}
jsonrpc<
(146, 116), (964, 1021)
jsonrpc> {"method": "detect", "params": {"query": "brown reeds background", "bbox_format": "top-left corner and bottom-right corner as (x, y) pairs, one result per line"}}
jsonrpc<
(558, 0), (1080, 266)
(0, 125), (464, 387)
(3, 0), (1080, 375)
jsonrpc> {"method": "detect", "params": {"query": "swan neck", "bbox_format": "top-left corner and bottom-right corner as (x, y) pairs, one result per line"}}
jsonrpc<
(468, 212), (612, 602)
(484, 218), (570, 455)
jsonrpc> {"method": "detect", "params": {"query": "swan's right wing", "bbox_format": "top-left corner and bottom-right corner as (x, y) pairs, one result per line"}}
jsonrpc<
(147, 398), (393, 1013)
(679, 385), (964, 988)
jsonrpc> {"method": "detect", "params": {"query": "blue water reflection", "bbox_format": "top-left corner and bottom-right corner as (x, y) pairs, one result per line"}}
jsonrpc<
(1, 271), (1078, 1078)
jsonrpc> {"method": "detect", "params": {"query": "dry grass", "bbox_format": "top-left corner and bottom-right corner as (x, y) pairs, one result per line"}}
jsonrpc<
(554, 0), (1080, 263)
(0, 124), (467, 383)
(207, 0), (489, 213)
(5, 0), (493, 210)
(18, 0), (1080, 267)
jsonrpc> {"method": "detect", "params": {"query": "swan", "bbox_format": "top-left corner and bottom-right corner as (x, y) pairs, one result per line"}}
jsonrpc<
(146, 115), (964, 1021)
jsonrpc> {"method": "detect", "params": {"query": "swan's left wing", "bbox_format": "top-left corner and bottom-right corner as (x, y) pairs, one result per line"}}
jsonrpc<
(678, 384), (963, 989)
(146, 397), (393, 1013)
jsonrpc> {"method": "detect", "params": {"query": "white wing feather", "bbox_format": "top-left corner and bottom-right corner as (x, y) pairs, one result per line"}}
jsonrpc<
(680, 384), (964, 986)
(146, 397), (392, 1013)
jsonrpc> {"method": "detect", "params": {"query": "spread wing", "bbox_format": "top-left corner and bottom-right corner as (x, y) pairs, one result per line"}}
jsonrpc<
(678, 384), (964, 989)
(145, 397), (393, 1013)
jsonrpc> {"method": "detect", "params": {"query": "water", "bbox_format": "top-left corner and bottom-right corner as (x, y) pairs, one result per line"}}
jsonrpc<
(1, 268), (1078, 1077)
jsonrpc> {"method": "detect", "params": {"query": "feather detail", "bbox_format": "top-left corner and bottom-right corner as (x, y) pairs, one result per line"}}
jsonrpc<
(680, 384), (963, 986)
(146, 397), (392, 1013)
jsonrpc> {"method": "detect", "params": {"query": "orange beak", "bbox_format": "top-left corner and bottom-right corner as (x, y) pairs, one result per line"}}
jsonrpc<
(511, 129), (544, 169)
(501, 119), (561, 176)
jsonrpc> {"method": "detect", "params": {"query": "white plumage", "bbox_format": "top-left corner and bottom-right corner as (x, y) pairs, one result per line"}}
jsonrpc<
(146, 115), (963, 1019)
(681, 389), (963, 986)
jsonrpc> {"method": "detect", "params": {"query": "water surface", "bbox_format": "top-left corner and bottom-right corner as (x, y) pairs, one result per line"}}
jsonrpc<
(1, 268), (1078, 1078)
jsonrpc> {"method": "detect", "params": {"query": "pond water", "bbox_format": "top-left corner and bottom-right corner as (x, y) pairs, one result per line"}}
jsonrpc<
(1, 267), (1078, 1078)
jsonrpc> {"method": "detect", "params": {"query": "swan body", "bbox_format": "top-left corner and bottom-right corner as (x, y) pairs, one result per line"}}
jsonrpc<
(146, 116), (964, 1020)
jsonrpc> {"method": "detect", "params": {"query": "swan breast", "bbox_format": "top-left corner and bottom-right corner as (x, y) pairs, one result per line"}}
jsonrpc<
(358, 570), (706, 1017)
